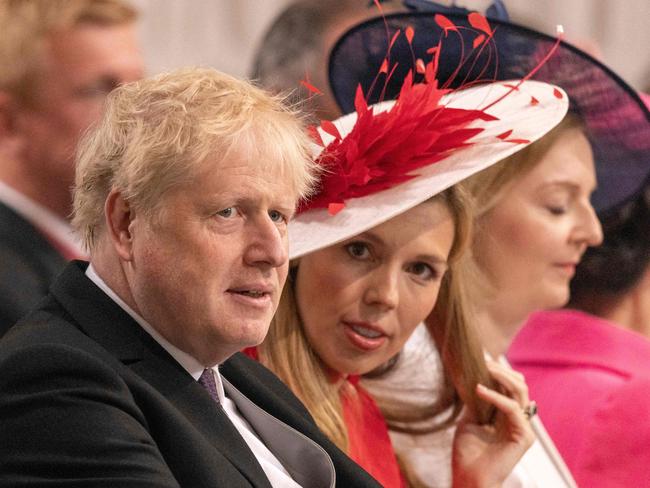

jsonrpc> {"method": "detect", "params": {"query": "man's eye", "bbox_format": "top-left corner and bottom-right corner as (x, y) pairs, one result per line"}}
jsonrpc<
(216, 207), (237, 218)
(269, 210), (286, 223)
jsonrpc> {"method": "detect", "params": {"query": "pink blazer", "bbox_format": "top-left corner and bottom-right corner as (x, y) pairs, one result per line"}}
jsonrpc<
(508, 309), (650, 488)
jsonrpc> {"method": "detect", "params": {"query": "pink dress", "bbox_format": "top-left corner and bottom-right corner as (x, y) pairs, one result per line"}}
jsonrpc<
(508, 309), (650, 487)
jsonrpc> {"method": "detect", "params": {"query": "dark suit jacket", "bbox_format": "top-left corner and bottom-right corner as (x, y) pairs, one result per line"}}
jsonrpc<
(0, 262), (381, 487)
(0, 201), (67, 336)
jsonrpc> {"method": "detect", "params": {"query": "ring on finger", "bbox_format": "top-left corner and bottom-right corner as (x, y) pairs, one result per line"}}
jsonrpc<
(523, 401), (538, 419)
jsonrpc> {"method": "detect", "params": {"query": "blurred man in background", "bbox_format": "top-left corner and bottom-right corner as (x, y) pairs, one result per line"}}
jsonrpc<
(251, 0), (401, 120)
(0, 0), (144, 335)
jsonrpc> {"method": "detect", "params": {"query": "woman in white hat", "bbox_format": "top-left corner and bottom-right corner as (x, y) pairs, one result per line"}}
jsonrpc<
(361, 113), (598, 488)
(330, 5), (649, 486)
(245, 51), (569, 484)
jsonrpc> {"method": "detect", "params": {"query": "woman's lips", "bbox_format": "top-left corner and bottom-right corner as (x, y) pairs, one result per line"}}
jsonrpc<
(554, 262), (577, 277)
(342, 321), (387, 351)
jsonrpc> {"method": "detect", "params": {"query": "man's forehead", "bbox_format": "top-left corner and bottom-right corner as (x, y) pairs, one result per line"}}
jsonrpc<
(194, 156), (301, 206)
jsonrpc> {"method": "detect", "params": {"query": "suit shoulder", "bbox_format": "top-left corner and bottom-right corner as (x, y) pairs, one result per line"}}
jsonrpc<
(0, 326), (180, 486)
(0, 316), (122, 383)
(0, 307), (123, 380)
(3, 305), (87, 346)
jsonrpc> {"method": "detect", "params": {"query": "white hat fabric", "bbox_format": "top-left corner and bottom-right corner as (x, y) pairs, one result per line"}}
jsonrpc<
(289, 80), (568, 259)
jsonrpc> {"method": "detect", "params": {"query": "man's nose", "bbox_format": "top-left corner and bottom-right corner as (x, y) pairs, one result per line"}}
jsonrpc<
(243, 214), (288, 268)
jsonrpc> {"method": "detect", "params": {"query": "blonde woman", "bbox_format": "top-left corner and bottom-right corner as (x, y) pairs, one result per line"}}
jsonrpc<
(246, 38), (569, 484)
(331, 7), (650, 487)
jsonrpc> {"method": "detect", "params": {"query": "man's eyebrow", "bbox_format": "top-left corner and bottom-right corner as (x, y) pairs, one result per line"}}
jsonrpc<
(206, 193), (296, 210)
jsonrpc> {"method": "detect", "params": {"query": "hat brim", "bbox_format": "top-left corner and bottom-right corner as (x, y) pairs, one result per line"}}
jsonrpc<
(290, 80), (568, 259)
(329, 12), (650, 214)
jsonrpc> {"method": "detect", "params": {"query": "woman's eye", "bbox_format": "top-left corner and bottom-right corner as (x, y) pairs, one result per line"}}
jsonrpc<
(269, 210), (286, 223)
(407, 262), (436, 281)
(216, 207), (237, 218)
(345, 242), (371, 260)
(547, 206), (567, 216)
(543, 196), (570, 216)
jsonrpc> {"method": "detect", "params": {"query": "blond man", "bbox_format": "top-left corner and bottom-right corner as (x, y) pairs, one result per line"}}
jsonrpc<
(0, 67), (380, 487)
(0, 0), (143, 335)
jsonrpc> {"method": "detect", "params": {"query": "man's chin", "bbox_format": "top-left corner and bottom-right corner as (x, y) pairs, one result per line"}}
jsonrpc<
(239, 322), (272, 348)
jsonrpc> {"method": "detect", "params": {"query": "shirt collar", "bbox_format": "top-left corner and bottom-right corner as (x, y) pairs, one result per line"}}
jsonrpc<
(85, 264), (223, 395)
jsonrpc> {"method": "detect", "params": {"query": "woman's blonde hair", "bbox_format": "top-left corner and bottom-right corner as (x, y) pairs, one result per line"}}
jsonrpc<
(257, 184), (480, 452)
(367, 184), (496, 434)
(365, 115), (584, 435)
(257, 264), (349, 449)
(465, 113), (584, 217)
(446, 113), (587, 419)
(461, 113), (585, 306)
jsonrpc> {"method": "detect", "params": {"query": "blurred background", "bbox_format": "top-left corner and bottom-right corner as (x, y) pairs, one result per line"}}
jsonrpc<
(131, 0), (650, 91)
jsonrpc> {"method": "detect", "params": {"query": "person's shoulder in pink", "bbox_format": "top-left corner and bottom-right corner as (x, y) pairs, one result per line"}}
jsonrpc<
(508, 309), (650, 487)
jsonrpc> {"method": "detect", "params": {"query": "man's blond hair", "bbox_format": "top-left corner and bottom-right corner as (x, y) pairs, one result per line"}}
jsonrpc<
(0, 0), (137, 98)
(73, 67), (319, 251)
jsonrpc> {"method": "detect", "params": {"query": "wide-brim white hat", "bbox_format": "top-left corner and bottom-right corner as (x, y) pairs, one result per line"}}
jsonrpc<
(289, 80), (568, 259)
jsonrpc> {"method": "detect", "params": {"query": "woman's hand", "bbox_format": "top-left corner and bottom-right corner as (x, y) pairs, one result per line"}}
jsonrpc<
(451, 360), (535, 488)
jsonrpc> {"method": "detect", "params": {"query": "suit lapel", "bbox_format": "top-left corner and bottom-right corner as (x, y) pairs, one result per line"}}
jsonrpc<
(221, 354), (323, 439)
(50, 262), (272, 488)
(223, 377), (335, 488)
(222, 354), (383, 488)
(131, 355), (272, 488)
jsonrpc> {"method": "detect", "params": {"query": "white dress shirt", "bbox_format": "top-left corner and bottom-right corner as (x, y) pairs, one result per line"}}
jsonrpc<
(85, 264), (302, 488)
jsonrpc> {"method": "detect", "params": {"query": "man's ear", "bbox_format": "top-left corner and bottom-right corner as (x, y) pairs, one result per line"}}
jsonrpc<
(104, 189), (136, 261)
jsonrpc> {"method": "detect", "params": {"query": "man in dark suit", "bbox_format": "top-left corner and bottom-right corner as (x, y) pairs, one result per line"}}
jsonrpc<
(0, 0), (144, 335)
(0, 67), (380, 487)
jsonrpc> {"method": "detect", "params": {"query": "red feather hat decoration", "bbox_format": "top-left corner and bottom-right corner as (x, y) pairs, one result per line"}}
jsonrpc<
(299, 12), (562, 217)
(289, 13), (568, 259)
